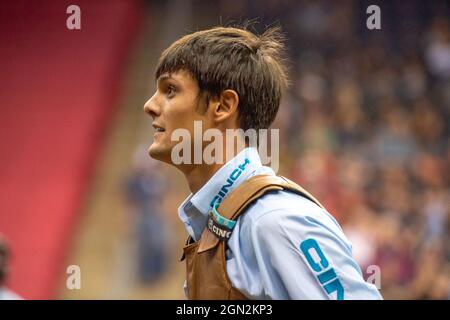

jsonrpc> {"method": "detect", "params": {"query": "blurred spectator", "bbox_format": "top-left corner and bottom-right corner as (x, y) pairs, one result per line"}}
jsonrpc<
(0, 235), (22, 300)
(425, 18), (450, 81)
(125, 145), (170, 284)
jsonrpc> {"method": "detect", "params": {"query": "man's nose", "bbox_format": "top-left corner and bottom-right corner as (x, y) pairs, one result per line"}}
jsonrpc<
(143, 94), (160, 119)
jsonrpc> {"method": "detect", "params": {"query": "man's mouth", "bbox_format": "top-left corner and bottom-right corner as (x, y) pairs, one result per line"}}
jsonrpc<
(152, 123), (165, 132)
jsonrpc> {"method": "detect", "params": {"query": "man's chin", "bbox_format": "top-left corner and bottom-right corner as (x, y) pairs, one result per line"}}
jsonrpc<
(148, 144), (171, 163)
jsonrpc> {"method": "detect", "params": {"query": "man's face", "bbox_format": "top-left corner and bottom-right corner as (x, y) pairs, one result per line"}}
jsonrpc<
(143, 70), (211, 164)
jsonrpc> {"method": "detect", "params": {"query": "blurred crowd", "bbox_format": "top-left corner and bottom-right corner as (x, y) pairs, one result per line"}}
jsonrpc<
(127, 0), (449, 299)
(217, 0), (449, 299)
(125, 145), (171, 284)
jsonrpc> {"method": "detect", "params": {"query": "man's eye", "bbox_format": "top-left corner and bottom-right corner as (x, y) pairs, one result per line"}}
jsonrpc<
(167, 85), (176, 97)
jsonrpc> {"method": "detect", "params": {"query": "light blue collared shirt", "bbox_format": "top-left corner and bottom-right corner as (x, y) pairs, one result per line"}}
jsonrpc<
(178, 148), (382, 300)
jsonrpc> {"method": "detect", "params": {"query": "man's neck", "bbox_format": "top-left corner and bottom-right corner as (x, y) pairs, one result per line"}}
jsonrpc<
(180, 138), (248, 194)
(184, 162), (223, 194)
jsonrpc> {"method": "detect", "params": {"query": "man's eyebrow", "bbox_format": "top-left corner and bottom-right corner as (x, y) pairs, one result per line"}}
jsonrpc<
(156, 74), (172, 85)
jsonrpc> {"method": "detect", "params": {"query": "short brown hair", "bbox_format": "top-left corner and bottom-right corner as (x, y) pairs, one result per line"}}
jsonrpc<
(156, 26), (289, 131)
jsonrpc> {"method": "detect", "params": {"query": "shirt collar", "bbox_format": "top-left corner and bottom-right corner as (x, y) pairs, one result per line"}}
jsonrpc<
(178, 147), (270, 240)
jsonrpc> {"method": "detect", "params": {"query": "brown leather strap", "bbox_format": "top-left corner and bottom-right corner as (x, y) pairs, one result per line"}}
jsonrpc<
(198, 174), (325, 252)
(219, 175), (324, 220)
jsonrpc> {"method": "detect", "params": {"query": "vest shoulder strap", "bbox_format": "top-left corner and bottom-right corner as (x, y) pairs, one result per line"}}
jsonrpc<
(218, 174), (324, 221)
(197, 174), (324, 253)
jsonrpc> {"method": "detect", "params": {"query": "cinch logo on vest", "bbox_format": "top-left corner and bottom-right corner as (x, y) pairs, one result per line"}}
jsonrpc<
(209, 157), (251, 208)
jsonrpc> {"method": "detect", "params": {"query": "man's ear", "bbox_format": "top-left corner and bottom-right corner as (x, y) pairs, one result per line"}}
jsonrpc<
(213, 89), (239, 124)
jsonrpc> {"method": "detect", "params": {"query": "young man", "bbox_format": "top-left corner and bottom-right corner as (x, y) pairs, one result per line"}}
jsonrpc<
(143, 26), (382, 300)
